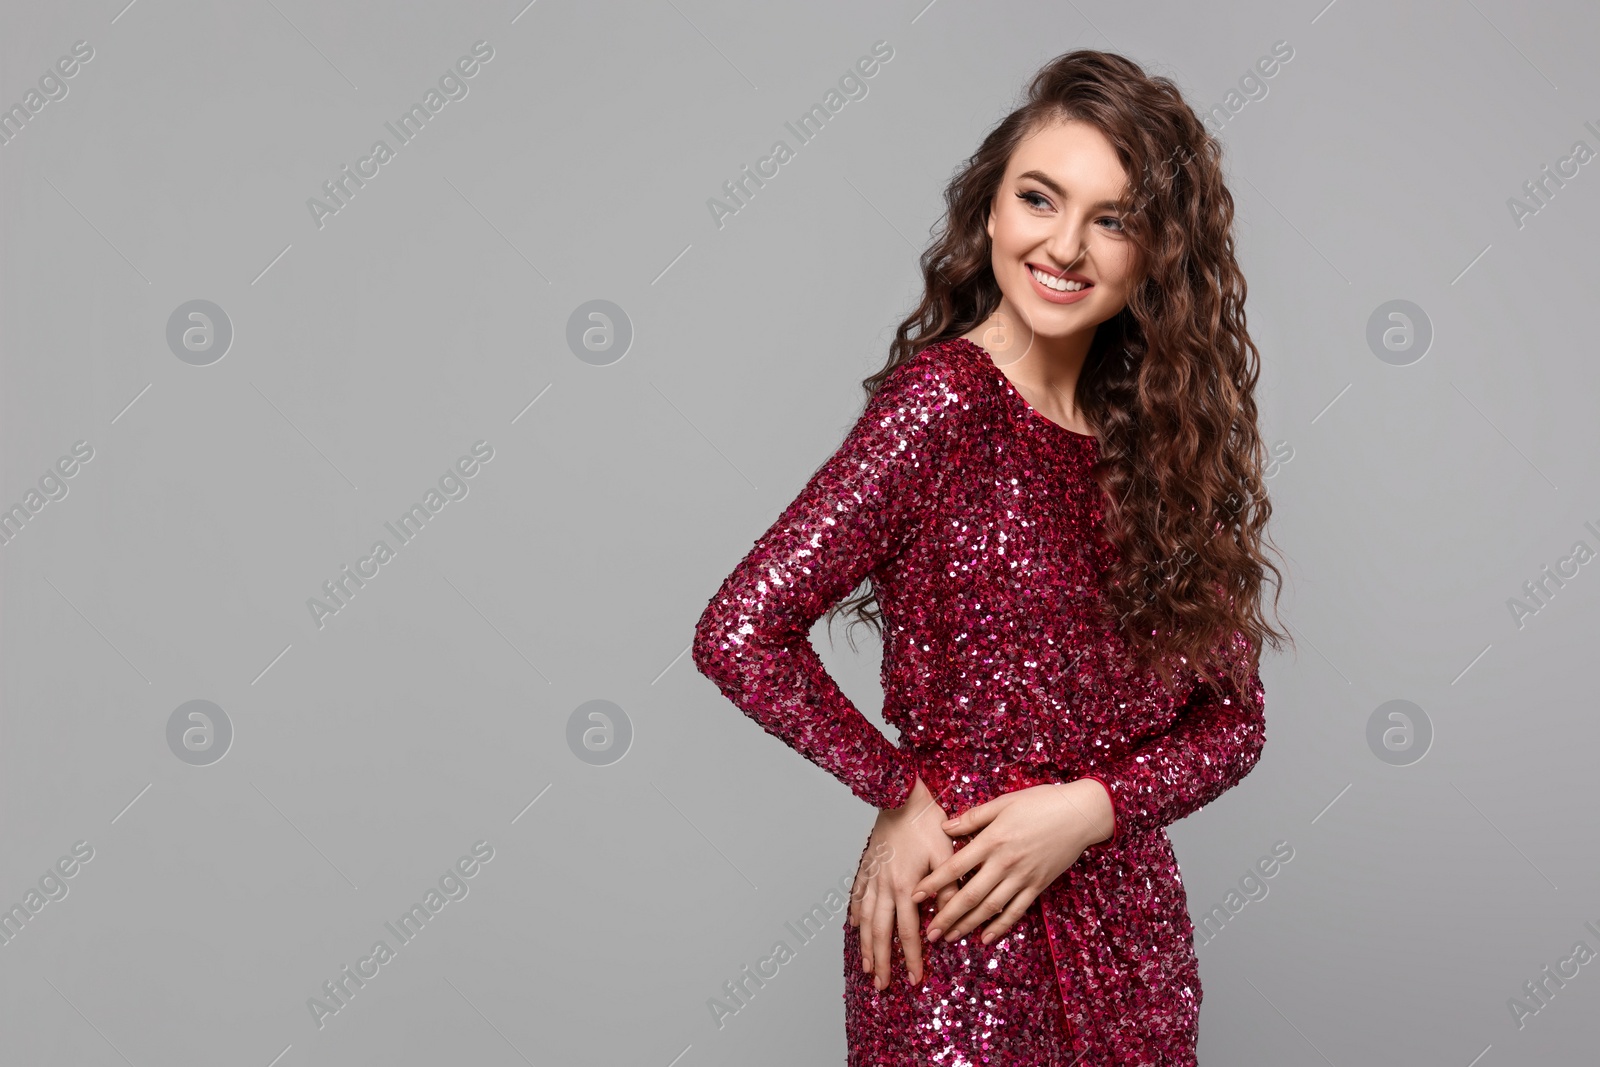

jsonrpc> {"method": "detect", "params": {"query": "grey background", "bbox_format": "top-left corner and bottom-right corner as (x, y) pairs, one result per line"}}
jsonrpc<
(3, 0), (1598, 1064)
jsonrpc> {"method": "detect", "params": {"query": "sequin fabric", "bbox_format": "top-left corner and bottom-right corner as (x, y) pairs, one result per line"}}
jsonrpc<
(692, 336), (1267, 1066)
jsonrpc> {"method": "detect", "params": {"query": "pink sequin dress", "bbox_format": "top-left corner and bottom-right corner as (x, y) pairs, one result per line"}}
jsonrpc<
(692, 336), (1267, 1066)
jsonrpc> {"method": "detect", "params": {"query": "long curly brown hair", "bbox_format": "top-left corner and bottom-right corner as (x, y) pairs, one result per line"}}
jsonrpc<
(827, 49), (1290, 695)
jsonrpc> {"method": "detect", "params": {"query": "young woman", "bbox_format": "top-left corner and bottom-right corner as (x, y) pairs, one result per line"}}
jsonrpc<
(692, 49), (1288, 1066)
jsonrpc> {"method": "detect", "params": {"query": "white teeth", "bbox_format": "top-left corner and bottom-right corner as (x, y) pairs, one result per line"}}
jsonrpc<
(1031, 267), (1088, 292)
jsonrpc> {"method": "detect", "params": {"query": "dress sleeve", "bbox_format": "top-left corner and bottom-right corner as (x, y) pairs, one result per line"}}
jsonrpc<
(1080, 631), (1267, 845)
(691, 351), (974, 810)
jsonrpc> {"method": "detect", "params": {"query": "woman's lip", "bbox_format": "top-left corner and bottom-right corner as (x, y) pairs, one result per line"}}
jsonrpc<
(1026, 262), (1091, 283)
(1026, 264), (1094, 304)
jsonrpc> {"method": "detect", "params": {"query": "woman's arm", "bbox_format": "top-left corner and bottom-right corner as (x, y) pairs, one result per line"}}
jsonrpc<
(691, 350), (976, 810)
(1081, 632), (1267, 845)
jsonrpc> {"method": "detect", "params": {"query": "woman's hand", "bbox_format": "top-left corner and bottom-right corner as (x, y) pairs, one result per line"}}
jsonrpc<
(908, 778), (1114, 946)
(848, 774), (957, 990)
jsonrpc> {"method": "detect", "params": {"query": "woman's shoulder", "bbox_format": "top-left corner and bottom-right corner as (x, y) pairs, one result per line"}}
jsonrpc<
(881, 334), (997, 403)
(858, 337), (1000, 460)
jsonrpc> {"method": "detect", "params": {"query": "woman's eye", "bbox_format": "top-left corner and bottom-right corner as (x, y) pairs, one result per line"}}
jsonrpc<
(1099, 216), (1125, 232)
(1018, 190), (1050, 210)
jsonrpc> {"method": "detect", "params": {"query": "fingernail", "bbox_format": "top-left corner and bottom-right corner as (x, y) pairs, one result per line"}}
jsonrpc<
(911, 891), (925, 902)
(927, 927), (941, 940)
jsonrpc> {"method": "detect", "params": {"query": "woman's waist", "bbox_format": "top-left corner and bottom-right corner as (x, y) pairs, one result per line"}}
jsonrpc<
(898, 740), (1069, 816)
(891, 703), (1092, 776)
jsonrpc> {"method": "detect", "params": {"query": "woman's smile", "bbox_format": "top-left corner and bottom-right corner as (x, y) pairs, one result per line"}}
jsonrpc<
(1025, 261), (1096, 304)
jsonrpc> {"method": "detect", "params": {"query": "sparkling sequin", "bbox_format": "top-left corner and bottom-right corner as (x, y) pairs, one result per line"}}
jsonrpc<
(692, 336), (1267, 1066)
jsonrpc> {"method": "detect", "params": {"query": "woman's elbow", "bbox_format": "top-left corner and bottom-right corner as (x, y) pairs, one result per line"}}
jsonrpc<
(690, 607), (729, 683)
(1230, 698), (1268, 784)
(691, 601), (761, 690)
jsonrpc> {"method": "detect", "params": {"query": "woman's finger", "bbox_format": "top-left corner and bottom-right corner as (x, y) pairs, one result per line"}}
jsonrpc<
(859, 876), (879, 971)
(927, 861), (1009, 941)
(848, 852), (869, 928)
(940, 796), (1003, 837)
(869, 880), (896, 991)
(979, 884), (1037, 945)
(939, 875), (1020, 944)
(909, 840), (984, 903)
(897, 889), (924, 987)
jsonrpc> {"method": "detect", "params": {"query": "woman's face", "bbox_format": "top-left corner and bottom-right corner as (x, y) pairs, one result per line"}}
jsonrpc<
(985, 118), (1141, 348)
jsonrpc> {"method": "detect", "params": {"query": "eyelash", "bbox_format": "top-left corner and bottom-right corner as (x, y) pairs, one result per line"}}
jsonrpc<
(1017, 190), (1124, 232)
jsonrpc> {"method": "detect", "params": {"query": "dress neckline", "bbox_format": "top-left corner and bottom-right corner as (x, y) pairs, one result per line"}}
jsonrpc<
(947, 337), (1099, 444)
